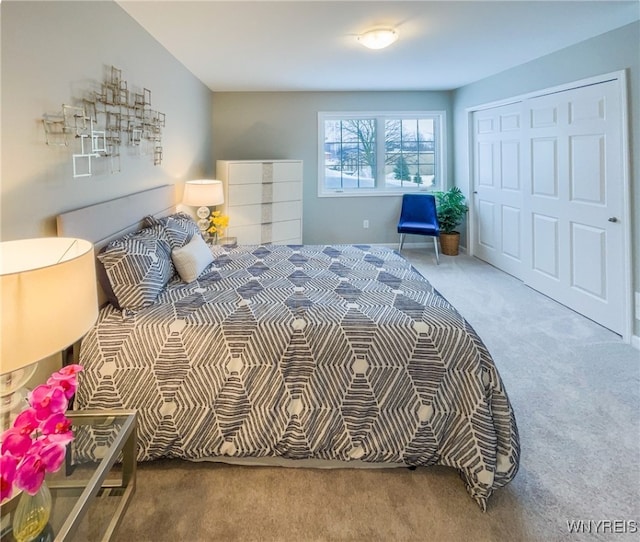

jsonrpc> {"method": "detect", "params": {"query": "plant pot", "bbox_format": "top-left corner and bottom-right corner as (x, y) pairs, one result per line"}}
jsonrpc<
(439, 232), (460, 256)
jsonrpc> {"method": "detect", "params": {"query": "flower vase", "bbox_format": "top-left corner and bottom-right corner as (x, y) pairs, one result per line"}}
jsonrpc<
(12, 482), (52, 542)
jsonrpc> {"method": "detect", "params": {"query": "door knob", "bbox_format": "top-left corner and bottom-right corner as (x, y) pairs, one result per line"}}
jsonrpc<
(608, 217), (619, 223)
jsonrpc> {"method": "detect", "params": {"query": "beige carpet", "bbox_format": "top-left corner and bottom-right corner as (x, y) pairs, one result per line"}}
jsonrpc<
(113, 250), (639, 542)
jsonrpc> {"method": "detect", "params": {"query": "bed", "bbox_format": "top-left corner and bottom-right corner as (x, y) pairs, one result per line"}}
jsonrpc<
(57, 185), (519, 511)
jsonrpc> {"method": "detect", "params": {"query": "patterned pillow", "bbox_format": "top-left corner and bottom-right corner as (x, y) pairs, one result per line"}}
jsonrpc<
(96, 248), (124, 311)
(142, 214), (162, 227)
(157, 212), (203, 250)
(97, 224), (174, 311)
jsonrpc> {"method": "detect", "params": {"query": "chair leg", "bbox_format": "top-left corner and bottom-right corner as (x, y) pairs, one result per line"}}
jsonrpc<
(433, 237), (440, 265)
(399, 233), (405, 251)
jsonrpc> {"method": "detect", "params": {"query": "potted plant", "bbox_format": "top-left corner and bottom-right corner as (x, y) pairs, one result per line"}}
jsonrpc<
(434, 186), (468, 255)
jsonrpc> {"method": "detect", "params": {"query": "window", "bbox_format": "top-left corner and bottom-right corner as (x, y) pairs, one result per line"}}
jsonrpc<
(318, 111), (446, 197)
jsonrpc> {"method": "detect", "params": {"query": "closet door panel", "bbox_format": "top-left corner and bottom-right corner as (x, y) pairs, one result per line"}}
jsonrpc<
(472, 102), (524, 279)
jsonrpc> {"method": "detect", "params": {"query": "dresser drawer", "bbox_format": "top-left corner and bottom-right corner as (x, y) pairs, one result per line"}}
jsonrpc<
(226, 162), (263, 184)
(228, 181), (302, 206)
(271, 219), (301, 243)
(271, 182), (302, 203)
(227, 224), (262, 244)
(228, 184), (262, 206)
(272, 161), (302, 182)
(225, 161), (302, 185)
(228, 201), (301, 227)
(227, 220), (301, 245)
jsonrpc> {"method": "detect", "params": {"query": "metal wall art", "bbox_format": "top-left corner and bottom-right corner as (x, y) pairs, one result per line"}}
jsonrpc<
(42, 66), (165, 178)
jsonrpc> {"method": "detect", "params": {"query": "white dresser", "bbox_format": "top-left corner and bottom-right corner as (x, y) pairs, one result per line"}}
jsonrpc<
(215, 159), (303, 245)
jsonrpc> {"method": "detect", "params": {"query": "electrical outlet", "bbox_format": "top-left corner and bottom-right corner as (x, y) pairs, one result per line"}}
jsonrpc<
(363, 219), (369, 229)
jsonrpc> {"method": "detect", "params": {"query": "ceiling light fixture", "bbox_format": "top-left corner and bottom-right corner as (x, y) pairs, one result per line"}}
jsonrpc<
(357, 28), (399, 50)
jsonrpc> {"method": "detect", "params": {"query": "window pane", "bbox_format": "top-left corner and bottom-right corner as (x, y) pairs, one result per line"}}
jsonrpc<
(320, 112), (443, 195)
(417, 118), (434, 143)
(385, 118), (434, 188)
(385, 119), (421, 188)
(323, 119), (376, 189)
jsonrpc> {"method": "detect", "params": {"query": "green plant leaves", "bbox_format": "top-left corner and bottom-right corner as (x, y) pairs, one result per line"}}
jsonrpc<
(434, 187), (468, 234)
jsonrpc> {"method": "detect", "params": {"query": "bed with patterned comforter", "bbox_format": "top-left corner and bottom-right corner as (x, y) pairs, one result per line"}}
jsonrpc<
(75, 243), (519, 510)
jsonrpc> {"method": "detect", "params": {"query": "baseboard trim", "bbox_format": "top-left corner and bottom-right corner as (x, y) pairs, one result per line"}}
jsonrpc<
(632, 335), (640, 351)
(375, 242), (467, 253)
(372, 242), (430, 250)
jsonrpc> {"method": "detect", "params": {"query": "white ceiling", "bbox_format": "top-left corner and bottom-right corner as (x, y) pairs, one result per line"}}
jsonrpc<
(118, 0), (640, 92)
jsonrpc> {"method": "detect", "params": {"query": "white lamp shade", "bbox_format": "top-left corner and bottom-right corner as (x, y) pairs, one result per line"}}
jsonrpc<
(0, 238), (98, 374)
(357, 28), (399, 50)
(183, 180), (224, 207)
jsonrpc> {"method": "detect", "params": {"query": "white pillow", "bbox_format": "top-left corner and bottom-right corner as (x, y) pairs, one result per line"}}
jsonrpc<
(171, 234), (214, 283)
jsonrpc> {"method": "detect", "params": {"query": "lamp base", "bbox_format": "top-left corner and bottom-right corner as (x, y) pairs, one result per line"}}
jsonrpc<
(196, 206), (211, 238)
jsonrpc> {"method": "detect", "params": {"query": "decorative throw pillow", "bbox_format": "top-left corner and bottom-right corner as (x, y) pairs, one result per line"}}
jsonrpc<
(97, 224), (174, 311)
(171, 234), (214, 283)
(158, 212), (202, 250)
(96, 247), (124, 311)
(142, 214), (162, 227)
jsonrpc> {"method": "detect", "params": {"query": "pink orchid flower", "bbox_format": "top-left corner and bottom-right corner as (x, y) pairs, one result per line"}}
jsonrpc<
(38, 435), (71, 474)
(1, 429), (32, 459)
(1, 365), (83, 500)
(13, 436), (69, 495)
(47, 364), (83, 399)
(14, 450), (46, 495)
(56, 364), (83, 378)
(0, 454), (17, 501)
(41, 413), (73, 438)
(28, 384), (68, 421)
(12, 408), (39, 436)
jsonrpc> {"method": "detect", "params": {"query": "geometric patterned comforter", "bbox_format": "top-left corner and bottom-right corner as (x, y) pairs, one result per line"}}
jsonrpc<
(75, 244), (519, 510)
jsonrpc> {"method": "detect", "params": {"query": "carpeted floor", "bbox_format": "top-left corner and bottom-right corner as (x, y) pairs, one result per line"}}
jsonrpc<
(112, 250), (640, 542)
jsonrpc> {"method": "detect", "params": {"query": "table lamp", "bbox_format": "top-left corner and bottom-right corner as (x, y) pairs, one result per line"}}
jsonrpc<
(0, 238), (98, 428)
(182, 179), (224, 235)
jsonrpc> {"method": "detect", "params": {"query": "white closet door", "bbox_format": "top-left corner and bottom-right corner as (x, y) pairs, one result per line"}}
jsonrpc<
(522, 80), (624, 333)
(472, 102), (524, 279)
(473, 78), (625, 334)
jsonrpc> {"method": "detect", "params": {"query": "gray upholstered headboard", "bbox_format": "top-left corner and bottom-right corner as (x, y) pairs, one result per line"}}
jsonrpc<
(57, 185), (176, 250)
(56, 184), (177, 305)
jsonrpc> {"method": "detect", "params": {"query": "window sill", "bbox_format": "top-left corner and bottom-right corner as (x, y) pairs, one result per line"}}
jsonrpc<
(317, 188), (436, 198)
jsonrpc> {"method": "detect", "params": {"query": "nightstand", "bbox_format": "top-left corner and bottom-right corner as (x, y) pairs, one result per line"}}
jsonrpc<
(215, 236), (237, 248)
(0, 410), (137, 542)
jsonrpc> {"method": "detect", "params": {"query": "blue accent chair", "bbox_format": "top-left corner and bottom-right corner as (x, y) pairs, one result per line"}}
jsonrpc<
(397, 194), (440, 264)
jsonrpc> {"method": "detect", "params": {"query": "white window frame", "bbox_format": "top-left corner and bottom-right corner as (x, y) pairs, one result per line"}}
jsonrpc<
(317, 110), (447, 197)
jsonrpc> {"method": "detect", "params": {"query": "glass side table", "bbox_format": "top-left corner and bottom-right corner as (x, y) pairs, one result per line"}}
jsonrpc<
(215, 236), (237, 248)
(0, 410), (137, 542)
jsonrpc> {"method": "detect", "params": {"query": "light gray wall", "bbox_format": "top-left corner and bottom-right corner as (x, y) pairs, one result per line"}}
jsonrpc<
(452, 21), (640, 336)
(212, 91), (453, 245)
(1, 0), (214, 240)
